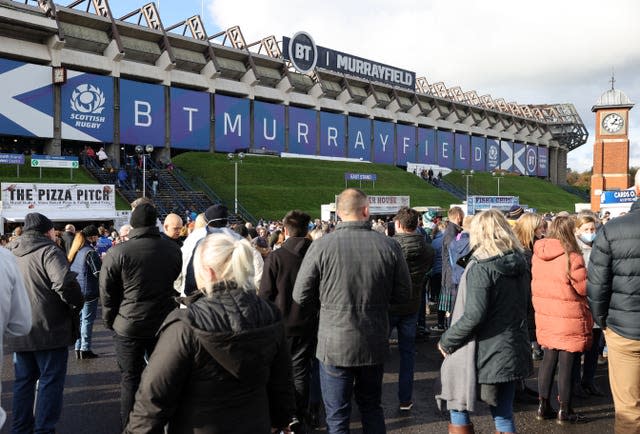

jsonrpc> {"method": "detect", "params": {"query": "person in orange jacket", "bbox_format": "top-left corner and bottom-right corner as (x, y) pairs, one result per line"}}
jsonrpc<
(531, 215), (593, 425)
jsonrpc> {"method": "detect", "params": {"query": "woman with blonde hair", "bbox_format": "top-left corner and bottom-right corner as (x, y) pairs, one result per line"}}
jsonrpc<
(532, 216), (592, 424)
(125, 232), (295, 433)
(438, 209), (532, 433)
(514, 212), (546, 361)
(68, 225), (102, 359)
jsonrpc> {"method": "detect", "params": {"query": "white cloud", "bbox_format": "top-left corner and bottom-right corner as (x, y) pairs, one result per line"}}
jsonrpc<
(206, 0), (640, 173)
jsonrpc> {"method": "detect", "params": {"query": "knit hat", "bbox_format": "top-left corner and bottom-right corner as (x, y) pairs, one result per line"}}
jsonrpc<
(205, 204), (228, 226)
(505, 205), (524, 220)
(130, 203), (158, 228)
(23, 212), (54, 234)
(82, 225), (99, 237)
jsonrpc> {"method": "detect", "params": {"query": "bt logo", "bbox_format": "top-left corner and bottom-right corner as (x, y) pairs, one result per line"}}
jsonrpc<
(288, 31), (317, 74)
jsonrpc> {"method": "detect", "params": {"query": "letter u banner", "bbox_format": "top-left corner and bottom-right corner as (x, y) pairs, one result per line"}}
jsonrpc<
(120, 79), (165, 146)
(254, 101), (284, 153)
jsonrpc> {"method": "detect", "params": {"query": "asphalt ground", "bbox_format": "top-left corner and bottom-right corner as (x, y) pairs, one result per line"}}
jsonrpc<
(1, 309), (615, 434)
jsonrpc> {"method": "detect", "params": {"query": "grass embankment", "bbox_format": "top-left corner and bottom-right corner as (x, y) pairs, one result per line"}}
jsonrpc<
(444, 171), (584, 213)
(172, 152), (458, 220)
(0, 160), (130, 210)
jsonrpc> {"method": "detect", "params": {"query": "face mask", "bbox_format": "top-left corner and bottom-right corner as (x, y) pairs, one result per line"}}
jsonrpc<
(580, 233), (596, 244)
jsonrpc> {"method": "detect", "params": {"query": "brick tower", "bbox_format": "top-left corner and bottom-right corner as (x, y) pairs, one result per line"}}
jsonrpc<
(590, 82), (634, 212)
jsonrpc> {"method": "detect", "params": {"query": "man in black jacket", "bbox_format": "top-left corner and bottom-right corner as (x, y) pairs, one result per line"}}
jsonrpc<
(391, 207), (434, 411)
(100, 203), (182, 428)
(588, 171), (640, 434)
(259, 210), (316, 432)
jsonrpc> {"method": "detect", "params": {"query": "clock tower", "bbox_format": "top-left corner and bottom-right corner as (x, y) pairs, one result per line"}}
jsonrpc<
(590, 81), (634, 212)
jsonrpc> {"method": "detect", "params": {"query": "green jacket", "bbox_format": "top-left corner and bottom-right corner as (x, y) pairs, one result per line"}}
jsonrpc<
(439, 250), (532, 384)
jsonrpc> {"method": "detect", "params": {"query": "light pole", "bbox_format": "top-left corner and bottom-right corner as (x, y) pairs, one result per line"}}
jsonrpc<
(462, 169), (474, 202)
(227, 152), (245, 214)
(135, 144), (154, 198)
(492, 171), (504, 196)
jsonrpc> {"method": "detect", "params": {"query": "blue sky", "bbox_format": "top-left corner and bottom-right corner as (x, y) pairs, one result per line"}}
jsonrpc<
(104, 0), (640, 173)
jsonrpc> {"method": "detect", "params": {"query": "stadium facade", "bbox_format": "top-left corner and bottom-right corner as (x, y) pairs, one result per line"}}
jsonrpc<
(0, 0), (588, 184)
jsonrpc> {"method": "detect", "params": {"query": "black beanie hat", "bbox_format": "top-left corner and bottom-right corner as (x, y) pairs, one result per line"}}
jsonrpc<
(23, 212), (54, 234)
(82, 225), (99, 237)
(130, 203), (158, 228)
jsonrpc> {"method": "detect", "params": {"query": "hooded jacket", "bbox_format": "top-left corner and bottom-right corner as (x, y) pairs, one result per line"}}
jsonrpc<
(258, 236), (317, 336)
(100, 226), (181, 338)
(6, 230), (83, 352)
(125, 284), (295, 434)
(532, 238), (592, 352)
(439, 250), (532, 384)
(588, 200), (640, 339)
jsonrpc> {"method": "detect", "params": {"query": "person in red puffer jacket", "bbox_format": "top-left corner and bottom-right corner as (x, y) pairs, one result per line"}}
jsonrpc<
(532, 216), (593, 425)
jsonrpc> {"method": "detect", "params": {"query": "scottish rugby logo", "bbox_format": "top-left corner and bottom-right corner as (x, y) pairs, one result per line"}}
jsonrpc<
(69, 84), (107, 129)
(71, 84), (105, 114)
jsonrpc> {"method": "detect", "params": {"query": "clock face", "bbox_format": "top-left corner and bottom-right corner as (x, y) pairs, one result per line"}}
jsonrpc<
(602, 113), (624, 134)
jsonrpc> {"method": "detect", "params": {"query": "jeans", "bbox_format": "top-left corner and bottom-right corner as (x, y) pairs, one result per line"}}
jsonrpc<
(319, 361), (385, 434)
(287, 334), (317, 421)
(389, 313), (418, 403)
(113, 334), (157, 428)
(75, 298), (99, 351)
(450, 381), (516, 432)
(12, 348), (69, 434)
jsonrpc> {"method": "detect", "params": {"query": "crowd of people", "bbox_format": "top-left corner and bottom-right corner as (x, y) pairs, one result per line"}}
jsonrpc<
(0, 172), (638, 434)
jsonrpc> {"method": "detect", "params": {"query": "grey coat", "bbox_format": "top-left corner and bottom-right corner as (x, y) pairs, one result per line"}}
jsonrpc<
(6, 231), (83, 352)
(436, 262), (478, 412)
(293, 220), (411, 366)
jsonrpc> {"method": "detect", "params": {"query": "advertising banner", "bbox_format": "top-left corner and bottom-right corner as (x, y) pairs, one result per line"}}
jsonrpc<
(170, 87), (210, 150)
(500, 140), (513, 172)
(0, 153), (25, 165)
(417, 127), (436, 165)
(486, 138), (500, 171)
(367, 195), (410, 215)
(525, 145), (538, 176)
(454, 133), (471, 170)
(537, 147), (549, 177)
(373, 120), (394, 164)
(471, 136), (485, 171)
(437, 130), (454, 168)
(347, 116), (371, 160)
(467, 195), (520, 215)
(120, 79), (165, 146)
(320, 111), (346, 157)
(396, 124), (415, 165)
(288, 106), (317, 155)
(513, 142), (525, 174)
(283, 32), (415, 91)
(61, 71), (113, 142)
(215, 94), (250, 153)
(1, 182), (115, 220)
(600, 190), (636, 204)
(254, 100), (285, 153)
(0, 58), (53, 138)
